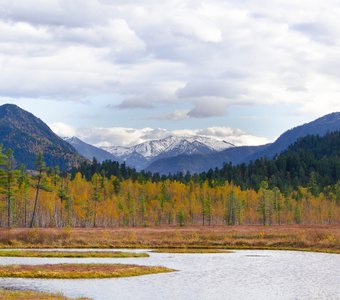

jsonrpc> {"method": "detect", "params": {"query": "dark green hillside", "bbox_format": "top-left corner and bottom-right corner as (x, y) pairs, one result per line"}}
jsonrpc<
(204, 131), (340, 192)
(0, 104), (84, 169)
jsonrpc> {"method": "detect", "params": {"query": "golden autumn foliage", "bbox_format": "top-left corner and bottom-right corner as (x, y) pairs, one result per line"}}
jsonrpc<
(0, 172), (339, 227)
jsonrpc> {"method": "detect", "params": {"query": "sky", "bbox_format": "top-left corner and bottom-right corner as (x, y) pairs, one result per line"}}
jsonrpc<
(0, 0), (340, 147)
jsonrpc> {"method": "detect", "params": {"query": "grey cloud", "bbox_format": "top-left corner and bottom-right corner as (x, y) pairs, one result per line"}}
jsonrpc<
(286, 86), (308, 92)
(0, 0), (111, 27)
(113, 87), (178, 110)
(149, 110), (190, 121)
(177, 80), (246, 99)
(187, 99), (228, 118)
(112, 98), (155, 109)
(220, 69), (250, 80)
(291, 22), (333, 43)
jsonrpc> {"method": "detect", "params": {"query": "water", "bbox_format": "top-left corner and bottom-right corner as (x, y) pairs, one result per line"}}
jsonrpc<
(0, 249), (339, 300)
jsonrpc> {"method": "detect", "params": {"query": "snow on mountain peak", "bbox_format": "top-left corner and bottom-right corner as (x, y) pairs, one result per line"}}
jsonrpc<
(101, 135), (234, 160)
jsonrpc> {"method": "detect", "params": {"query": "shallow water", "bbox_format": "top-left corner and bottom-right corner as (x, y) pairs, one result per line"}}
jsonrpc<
(0, 249), (339, 300)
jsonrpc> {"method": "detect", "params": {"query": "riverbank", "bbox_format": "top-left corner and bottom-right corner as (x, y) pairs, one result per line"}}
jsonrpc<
(0, 225), (339, 253)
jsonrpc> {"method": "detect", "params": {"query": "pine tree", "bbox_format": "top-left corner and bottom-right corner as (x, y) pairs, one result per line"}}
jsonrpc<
(0, 149), (19, 227)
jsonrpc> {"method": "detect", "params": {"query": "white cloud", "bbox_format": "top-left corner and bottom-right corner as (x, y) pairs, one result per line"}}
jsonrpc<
(50, 122), (77, 137)
(50, 122), (270, 147)
(173, 12), (223, 43)
(1, 0), (340, 119)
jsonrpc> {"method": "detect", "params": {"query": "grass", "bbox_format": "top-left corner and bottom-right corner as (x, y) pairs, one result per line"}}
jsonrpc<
(0, 263), (174, 279)
(0, 225), (339, 253)
(0, 250), (148, 258)
(0, 289), (90, 300)
(153, 249), (233, 253)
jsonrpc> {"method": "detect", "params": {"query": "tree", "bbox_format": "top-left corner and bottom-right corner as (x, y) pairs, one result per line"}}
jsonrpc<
(30, 153), (49, 228)
(91, 173), (102, 227)
(226, 184), (236, 225)
(177, 209), (185, 226)
(0, 149), (19, 227)
(58, 174), (70, 227)
(273, 187), (282, 225)
(17, 164), (30, 227)
(259, 181), (269, 225)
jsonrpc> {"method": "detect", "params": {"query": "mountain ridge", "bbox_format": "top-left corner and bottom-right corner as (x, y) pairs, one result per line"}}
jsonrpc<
(244, 112), (340, 162)
(0, 104), (85, 169)
(63, 136), (119, 163)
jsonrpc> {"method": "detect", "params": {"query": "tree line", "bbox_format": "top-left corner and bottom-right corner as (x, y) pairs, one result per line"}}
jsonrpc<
(0, 132), (339, 227)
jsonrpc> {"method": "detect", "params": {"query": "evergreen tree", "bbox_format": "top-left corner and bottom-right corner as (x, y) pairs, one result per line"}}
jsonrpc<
(0, 148), (19, 227)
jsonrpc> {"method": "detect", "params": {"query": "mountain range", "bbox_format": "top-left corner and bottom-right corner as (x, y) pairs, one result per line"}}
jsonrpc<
(64, 112), (340, 174)
(0, 103), (339, 174)
(146, 112), (340, 174)
(101, 135), (234, 170)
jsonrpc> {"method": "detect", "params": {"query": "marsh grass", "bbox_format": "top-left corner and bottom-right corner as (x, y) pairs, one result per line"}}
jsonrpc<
(0, 250), (148, 258)
(0, 264), (174, 279)
(0, 289), (90, 299)
(0, 225), (339, 253)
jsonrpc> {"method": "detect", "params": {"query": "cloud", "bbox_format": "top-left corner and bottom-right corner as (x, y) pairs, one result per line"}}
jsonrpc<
(173, 127), (270, 146)
(187, 99), (229, 118)
(177, 80), (246, 99)
(150, 109), (190, 120)
(50, 122), (270, 147)
(173, 12), (223, 43)
(50, 122), (77, 137)
(54, 19), (146, 52)
(291, 22), (334, 44)
(111, 98), (155, 109)
(1, 0), (340, 119)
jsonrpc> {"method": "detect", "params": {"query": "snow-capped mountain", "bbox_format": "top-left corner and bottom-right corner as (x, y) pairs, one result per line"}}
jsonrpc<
(101, 135), (234, 169)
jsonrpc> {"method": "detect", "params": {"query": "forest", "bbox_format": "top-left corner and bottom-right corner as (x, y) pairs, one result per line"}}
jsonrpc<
(0, 133), (339, 228)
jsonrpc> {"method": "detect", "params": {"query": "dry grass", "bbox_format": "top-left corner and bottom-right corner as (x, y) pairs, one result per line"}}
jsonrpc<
(0, 250), (148, 258)
(0, 264), (174, 279)
(0, 225), (339, 253)
(0, 289), (89, 300)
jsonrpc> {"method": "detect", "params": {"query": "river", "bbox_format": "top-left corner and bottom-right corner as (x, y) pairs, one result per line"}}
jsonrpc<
(0, 249), (339, 300)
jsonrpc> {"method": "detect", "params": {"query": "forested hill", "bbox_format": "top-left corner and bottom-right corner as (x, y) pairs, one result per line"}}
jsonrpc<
(0, 104), (84, 169)
(204, 131), (340, 192)
(244, 112), (340, 163)
(72, 132), (340, 194)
